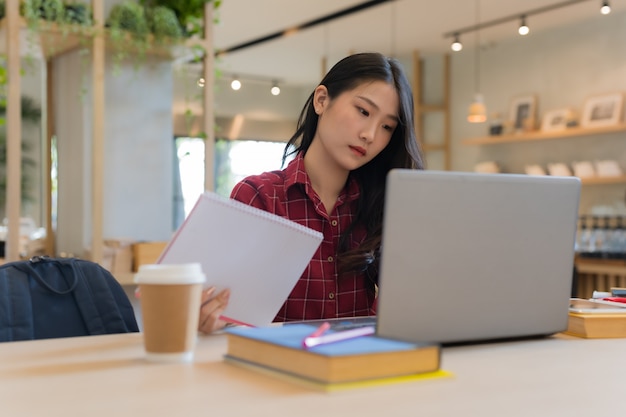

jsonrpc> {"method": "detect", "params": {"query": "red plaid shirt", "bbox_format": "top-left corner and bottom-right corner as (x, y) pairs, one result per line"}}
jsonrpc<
(230, 153), (376, 322)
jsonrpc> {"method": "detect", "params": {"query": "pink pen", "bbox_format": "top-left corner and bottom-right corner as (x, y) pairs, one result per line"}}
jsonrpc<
(302, 325), (376, 349)
(301, 322), (331, 347)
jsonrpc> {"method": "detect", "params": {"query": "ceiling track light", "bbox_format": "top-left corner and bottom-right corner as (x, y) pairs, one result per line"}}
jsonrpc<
(518, 15), (529, 35)
(601, 1), (611, 14)
(444, 0), (596, 45)
(451, 33), (463, 52)
(270, 81), (281, 96)
(231, 77), (242, 91)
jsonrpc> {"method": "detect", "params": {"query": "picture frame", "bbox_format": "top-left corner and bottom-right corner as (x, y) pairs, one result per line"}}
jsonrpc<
(580, 93), (624, 128)
(541, 108), (571, 132)
(509, 95), (537, 132)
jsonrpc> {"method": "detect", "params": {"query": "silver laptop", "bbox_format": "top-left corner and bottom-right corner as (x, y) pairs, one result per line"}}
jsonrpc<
(375, 169), (581, 345)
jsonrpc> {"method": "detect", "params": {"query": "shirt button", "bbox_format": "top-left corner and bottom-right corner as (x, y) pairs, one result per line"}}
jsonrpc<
(328, 292), (335, 299)
(327, 256), (334, 262)
(331, 220), (338, 226)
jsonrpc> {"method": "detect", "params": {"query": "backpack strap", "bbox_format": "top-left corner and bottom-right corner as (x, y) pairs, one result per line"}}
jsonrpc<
(0, 264), (36, 342)
(67, 259), (139, 334)
(63, 259), (109, 335)
(12, 260), (79, 295)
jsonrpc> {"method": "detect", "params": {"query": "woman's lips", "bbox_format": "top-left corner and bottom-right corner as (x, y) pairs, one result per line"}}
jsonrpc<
(349, 145), (366, 156)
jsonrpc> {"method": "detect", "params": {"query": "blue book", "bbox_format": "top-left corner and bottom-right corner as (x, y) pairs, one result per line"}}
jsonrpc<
(224, 324), (441, 386)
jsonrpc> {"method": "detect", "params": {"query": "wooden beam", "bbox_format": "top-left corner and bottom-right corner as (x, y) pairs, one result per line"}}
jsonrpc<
(5, 0), (22, 261)
(90, 0), (105, 263)
(45, 60), (55, 255)
(203, 3), (215, 191)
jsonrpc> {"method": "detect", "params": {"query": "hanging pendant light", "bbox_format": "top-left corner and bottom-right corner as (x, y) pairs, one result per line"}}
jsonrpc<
(467, 0), (486, 123)
(468, 94), (487, 123)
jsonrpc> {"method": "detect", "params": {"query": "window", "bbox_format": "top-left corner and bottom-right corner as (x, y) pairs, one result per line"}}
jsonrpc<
(175, 138), (292, 218)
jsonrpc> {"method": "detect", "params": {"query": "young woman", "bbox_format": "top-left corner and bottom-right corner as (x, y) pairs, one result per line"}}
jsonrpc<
(198, 52), (424, 333)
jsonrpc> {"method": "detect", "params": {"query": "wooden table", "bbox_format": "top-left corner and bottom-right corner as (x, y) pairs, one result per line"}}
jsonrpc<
(1, 331), (624, 416)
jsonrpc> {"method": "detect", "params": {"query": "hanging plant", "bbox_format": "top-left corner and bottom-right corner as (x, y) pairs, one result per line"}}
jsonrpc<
(140, 0), (221, 38)
(146, 5), (183, 42)
(106, 1), (151, 72)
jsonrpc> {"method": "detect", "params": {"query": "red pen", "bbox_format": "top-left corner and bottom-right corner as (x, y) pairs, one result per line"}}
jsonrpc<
(602, 297), (626, 304)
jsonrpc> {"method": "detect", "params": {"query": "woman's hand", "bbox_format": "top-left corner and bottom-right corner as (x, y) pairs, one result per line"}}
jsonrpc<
(198, 287), (231, 334)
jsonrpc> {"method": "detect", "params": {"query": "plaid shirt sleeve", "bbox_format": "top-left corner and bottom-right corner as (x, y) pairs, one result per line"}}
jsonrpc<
(230, 155), (375, 322)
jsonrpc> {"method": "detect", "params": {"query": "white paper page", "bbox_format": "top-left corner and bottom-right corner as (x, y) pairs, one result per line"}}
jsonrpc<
(158, 191), (324, 327)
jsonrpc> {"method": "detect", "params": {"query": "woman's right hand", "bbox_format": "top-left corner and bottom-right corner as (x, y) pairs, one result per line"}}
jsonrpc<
(198, 287), (231, 334)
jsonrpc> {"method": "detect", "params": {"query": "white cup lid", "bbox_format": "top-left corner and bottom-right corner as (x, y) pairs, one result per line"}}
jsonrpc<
(134, 263), (206, 285)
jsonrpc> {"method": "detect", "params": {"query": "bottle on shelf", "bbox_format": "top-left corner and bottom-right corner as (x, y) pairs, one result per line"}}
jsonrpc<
(576, 216), (592, 255)
(577, 215), (626, 259)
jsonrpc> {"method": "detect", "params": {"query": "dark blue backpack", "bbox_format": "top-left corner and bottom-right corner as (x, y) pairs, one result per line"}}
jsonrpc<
(0, 256), (139, 342)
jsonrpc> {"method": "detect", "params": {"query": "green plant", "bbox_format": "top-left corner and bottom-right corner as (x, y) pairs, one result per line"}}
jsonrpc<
(106, 1), (150, 37)
(106, 1), (151, 72)
(146, 5), (183, 40)
(63, 2), (92, 26)
(141, 0), (220, 37)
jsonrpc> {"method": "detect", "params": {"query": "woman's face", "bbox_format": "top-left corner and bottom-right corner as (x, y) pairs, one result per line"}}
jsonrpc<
(312, 80), (399, 173)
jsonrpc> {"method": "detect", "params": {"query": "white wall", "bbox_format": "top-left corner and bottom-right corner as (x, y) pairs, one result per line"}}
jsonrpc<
(53, 52), (175, 256)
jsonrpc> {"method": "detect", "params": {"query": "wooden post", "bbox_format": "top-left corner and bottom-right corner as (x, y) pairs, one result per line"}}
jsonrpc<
(90, 0), (105, 263)
(203, 3), (215, 191)
(45, 60), (55, 255)
(5, 0), (22, 261)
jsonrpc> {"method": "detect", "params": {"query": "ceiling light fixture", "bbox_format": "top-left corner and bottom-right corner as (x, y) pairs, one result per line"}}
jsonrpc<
(231, 77), (241, 91)
(451, 33), (463, 51)
(468, 0), (486, 123)
(444, 0), (591, 44)
(270, 81), (281, 96)
(600, 1), (611, 14)
(518, 15), (530, 35)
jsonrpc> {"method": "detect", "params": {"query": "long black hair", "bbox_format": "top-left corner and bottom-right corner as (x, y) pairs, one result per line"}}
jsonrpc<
(283, 52), (424, 287)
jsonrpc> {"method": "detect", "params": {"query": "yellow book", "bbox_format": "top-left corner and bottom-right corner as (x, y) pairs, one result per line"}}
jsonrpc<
(224, 324), (442, 388)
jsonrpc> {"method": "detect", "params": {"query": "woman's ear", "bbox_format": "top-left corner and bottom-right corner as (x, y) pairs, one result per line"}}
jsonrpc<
(313, 85), (329, 115)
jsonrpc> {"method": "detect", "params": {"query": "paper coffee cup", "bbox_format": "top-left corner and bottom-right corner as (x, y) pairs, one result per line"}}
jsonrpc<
(134, 263), (206, 363)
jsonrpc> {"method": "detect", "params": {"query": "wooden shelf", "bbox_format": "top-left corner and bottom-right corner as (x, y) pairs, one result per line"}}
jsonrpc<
(463, 123), (626, 146)
(580, 176), (626, 185)
(0, 18), (91, 59)
(575, 257), (626, 275)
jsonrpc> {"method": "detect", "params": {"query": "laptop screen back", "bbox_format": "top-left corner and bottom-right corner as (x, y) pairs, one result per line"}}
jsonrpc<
(376, 170), (581, 345)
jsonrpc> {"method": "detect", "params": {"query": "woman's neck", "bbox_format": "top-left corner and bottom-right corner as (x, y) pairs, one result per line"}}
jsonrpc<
(303, 141), (350, 215)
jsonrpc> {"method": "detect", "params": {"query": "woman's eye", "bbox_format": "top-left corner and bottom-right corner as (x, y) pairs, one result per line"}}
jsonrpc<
(383, 124), (395, 132)
(358, 107), (369, 116)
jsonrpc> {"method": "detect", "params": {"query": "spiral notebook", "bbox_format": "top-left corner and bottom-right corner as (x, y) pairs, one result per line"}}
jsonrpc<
(157, 191), (323, 327)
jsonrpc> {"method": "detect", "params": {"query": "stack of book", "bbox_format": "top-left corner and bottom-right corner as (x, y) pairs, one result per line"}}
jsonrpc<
(566, 298), (626, 338)
(223, 324), (448, 391)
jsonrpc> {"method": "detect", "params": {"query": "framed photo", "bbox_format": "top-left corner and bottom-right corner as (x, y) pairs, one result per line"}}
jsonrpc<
(581, 93), (624, 128)
(509, 95), (537, 132)
(541, 108), (571, 132)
